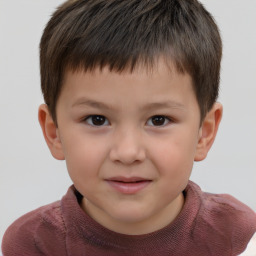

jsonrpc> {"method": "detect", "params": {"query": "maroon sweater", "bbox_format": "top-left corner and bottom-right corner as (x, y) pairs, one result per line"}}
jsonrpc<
(2, 181), (256, 256)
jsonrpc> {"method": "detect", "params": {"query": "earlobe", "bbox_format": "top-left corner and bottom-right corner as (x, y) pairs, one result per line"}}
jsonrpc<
(194, 103), (223, 161)
(38, 104), (65, 160)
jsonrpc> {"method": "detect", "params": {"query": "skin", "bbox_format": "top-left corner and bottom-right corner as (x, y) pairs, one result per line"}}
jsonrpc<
(39, 59), (222, 235)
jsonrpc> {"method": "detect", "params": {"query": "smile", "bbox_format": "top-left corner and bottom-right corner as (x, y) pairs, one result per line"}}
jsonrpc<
(105, 177), (152, 194)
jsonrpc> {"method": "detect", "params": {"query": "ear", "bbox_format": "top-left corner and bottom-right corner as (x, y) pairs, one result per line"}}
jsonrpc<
(194, 103), (223, 161)
(38, 104), (65, 160)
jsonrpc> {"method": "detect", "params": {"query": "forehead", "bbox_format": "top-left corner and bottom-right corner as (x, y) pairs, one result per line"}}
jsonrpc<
(62, 58), (191, 92)
(58, 58), (199, 114)
(63, 57), (189, 87)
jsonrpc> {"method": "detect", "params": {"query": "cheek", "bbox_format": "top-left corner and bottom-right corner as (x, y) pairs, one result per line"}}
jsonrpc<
(150, 133), (197, 177)
(62, 134), (109, 181)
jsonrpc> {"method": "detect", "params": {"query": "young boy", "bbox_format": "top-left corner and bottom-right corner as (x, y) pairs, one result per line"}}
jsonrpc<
(2, 0), (256, 255)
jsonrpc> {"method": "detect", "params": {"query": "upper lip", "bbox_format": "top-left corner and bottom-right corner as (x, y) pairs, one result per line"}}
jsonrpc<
(105, 176), (152, 183)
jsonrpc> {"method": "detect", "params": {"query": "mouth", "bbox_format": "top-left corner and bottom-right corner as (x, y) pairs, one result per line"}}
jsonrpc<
(105, 177), (152, 194)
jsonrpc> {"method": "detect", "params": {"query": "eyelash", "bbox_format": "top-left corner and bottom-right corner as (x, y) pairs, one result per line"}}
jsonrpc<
(146, 116), (171, 127)
(84, 115), (110, 127)
(83, 115), (173, 127)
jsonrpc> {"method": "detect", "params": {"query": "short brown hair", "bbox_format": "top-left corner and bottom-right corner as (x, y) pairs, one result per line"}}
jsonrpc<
(40, 0), (222, 123)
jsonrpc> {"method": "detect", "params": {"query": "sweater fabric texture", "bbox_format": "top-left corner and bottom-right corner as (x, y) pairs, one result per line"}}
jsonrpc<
(2, 181), (256, 256)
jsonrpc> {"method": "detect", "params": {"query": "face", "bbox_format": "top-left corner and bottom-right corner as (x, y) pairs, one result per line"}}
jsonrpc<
(54, 60), (202, 235)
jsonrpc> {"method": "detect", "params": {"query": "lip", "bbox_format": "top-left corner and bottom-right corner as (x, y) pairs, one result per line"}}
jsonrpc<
(105, 176), (152, 194)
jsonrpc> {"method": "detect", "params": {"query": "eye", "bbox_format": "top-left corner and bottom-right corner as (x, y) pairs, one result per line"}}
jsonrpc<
(146, 115), (170, 127)
(84, 115), (110, 126)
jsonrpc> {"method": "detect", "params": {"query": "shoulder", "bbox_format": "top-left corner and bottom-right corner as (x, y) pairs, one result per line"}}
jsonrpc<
(239, 233), (256, 255)
(190, 182), (256, 254)
(2, 201), (67, 256)
(201, 191), (256, 230)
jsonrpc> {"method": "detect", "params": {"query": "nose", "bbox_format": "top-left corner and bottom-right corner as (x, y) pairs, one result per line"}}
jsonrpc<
(109, 128), (146, 165)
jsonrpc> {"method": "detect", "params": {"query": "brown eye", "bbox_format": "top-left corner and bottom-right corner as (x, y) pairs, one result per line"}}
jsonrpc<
(86, 115), (109, 126)
(147, 116), (170, 126)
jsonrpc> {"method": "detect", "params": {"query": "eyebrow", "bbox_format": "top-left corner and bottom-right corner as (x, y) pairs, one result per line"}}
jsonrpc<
(141, 101), (186, 111)
(72, 98), (186, 111)
(72, 99), (114, 110)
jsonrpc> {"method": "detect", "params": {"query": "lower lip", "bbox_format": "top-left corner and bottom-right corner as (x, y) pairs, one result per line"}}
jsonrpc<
(106, 180), (151, 194)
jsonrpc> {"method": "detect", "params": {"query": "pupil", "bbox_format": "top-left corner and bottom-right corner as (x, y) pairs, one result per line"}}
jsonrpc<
(92, 115), (105, 125)
(152, 116), (165, 126)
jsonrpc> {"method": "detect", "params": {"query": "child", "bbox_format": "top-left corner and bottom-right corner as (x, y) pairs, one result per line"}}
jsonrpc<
(2, 0), (256, 255)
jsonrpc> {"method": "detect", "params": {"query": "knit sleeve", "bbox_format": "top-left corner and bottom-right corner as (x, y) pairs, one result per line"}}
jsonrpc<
(1, 202), (67, 256)
(192, 190), (256, 255)
(222, 195), (256, 254)
(239, 233), (256, 255)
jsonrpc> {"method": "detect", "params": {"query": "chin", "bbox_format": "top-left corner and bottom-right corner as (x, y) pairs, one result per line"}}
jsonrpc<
(110, 206), (151, 224)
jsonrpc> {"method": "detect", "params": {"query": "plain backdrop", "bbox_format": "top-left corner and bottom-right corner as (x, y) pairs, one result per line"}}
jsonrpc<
(0, 0), (256, 242)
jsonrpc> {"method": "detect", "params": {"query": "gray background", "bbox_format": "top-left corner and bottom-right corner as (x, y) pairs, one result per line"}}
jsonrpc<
(1, 0), (256, 242)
